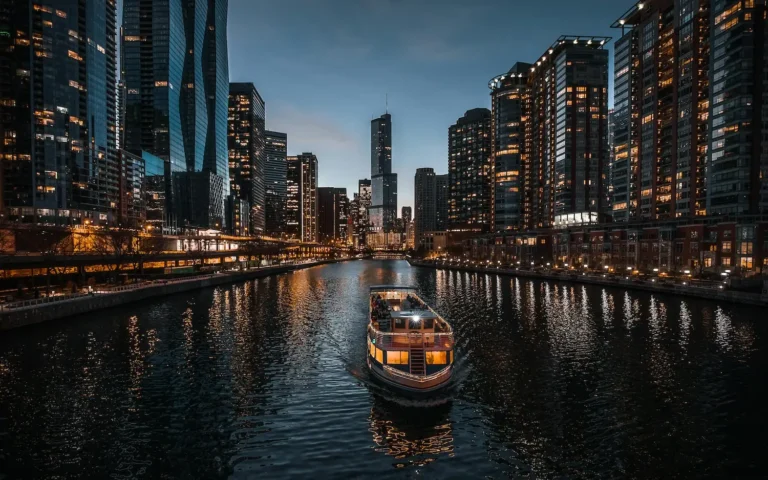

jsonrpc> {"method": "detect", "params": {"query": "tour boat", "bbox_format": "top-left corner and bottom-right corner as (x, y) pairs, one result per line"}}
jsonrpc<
(367, 286), (454, 394)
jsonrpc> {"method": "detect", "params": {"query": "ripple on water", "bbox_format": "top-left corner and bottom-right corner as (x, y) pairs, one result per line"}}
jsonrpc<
(0, 260), (766, 479)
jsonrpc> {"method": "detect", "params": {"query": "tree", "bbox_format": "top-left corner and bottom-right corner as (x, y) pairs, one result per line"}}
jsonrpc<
(17, 226), (72, 296)
(92, 228), (138, 283)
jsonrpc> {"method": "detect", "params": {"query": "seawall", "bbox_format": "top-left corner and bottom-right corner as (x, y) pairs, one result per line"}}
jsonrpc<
(0, 259), (344, 331)
(408, 259), (768, 307)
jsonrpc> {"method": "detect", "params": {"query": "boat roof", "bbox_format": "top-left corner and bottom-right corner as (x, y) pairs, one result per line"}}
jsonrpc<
(369, 285), (418, 292)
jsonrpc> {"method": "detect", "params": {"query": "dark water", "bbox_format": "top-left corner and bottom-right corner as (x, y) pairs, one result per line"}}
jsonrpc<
(1, 260), (767, 479)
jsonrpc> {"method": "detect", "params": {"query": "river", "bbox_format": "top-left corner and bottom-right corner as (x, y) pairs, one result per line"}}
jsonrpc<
(0, 259), (766, 478)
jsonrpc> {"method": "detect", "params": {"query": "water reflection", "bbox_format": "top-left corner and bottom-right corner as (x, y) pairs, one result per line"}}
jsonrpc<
(0, 260), (765, 478)
(368, 397), (454, 468)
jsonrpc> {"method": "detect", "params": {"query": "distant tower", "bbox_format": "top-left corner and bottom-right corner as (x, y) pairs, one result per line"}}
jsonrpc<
(369, 113), (397, 232)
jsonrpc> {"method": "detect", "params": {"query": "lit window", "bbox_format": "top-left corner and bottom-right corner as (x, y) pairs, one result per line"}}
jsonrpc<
(426, 351), (447, 365)
(386, 351), (409, 365)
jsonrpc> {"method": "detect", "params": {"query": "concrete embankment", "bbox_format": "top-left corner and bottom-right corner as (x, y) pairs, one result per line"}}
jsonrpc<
(0, 259), (344, 331)
(409, 259), (768, 307)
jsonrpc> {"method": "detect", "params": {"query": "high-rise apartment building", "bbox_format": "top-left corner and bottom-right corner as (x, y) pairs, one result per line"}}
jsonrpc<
(0, 0), (119, 223)
(286, 153), (318, 242)
(264, 131), (287, 237)
(448, 108), (493, 232)
(122, 0), (229, 229)
(228, 83), (265, 234)
(436, 174), (449, 231)
(529, 37), (610, 228)
(369, 113), (398, 232)
(611, 0), (768, 218)
(414, 168), (437, 246)
(318, 187), (348, 244)
(489, 63), (531, 232)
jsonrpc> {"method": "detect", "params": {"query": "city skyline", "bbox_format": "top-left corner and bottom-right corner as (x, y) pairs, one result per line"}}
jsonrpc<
(226, 0), (618, 210)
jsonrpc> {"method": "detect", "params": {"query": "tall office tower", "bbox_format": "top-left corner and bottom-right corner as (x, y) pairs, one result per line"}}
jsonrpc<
(286, 153), (318, 242)
(488, 63), (531, 232)
(612, 1), (710, 220)
(436, 174), (449, 231)
(228, 83), (265, 234)
(349, 194), (360, 245)
(369, 113), (398, 232)
(529, 36), (610, 228)
(401, 206), (412, 224)
(264, 131), (287, 237)
(123, 0), (229, 229)
(317, 187), (348, 244)
(414, 168), (437, 246)
(357, 178), (372, 245)
(448, 108), (492, 232)
(0, 0), (119, 222)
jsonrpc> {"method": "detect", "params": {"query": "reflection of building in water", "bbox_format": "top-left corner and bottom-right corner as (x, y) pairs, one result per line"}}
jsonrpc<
(368, 401), (454, 467)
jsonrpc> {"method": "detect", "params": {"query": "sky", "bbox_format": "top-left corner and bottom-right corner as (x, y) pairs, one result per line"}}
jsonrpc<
(228, 0), (620, 211)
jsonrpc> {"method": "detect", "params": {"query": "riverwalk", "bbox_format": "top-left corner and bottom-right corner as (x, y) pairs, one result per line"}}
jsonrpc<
(409, 259), (768, 307)
(0, 259), (346, 331)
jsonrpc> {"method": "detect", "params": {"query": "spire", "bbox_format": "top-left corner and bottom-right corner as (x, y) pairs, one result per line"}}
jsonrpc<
(385, 93), (388, 114)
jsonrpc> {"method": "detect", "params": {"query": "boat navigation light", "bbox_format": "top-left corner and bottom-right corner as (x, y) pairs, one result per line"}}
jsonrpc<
(412, 315), (421, 322)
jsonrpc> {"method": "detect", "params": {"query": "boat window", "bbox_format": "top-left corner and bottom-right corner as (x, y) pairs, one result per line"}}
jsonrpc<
(394, 318), (405, 329)
(369, 340), (376, 358)
(386, 351), (409, 365)
(375, 347), (383, 364)
(426, 351), (447, 365)
(423, 318), (434, 329)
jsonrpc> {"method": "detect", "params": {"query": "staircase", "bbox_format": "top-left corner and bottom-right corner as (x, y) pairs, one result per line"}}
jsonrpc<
(410, 345), (425, 376)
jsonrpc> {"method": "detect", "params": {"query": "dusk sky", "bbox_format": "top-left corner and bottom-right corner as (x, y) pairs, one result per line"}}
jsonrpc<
(228, 0), (620, 210)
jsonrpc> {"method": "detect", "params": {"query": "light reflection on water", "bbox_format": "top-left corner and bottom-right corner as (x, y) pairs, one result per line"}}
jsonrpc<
(0, 260), (766, 479)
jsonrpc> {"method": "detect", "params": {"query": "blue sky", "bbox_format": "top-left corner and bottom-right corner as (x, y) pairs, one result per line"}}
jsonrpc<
(228, 0), (620, 211)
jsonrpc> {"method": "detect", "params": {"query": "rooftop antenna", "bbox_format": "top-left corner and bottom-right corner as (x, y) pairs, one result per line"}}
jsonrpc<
(385, 93), (388, 114)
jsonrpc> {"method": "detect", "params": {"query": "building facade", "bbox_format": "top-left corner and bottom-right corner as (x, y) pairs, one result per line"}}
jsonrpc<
(317, 187), (348, 245)
(357, 178), (372, 245)
(369, 113), (398, 232)
(122, 0), (229, 229)
(448, 108), (493, 232)
(529, 36), (611, 229)
(436, 174), (449, 232)
(414, 168), (437, 247)
(117, 150), (146, 227)
(228, 82), (265, 234)
(264, 131), (287, 237)
(610, 0), (768, 219)
(489, 63), (531, 232)
(286, 153), (318, 242)
(1, 0), (119, 225)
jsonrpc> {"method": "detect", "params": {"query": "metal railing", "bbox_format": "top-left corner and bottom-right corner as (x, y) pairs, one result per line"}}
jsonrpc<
(383, 364), (451, 383)
(368, 325), (454, 350)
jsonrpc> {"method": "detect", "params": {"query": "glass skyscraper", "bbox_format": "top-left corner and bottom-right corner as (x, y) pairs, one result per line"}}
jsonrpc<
(264, 131), (288, 238)
(1, 0), (118, 224)
(122, 0), (229, 229)
(369, 113), (397, 232)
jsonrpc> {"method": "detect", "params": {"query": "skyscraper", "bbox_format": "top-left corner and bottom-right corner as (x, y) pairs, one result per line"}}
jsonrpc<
(414, 168), (437, 247)
(264, 131), (287, 237)
(317, 187), (348, 244)
(369, 113), (398, 232)
(448, 108), (492, 232)
(286, 153), (318, 242)
(612, 0), (768, 218)
(436, 174), (449, 231)
(401, 206), (412, 224)
(122, 0), (229, 229)
(228, 83), (265, 234)
(489, 63), (531, 232)
(0, 0), (118, 223)
(357, 178), (372, 245)
(529, 36), (610, 228)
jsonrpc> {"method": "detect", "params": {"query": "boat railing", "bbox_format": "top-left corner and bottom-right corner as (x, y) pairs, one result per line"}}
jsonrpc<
(368, 326), (454, 349)
(382, 364), (451, 383)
